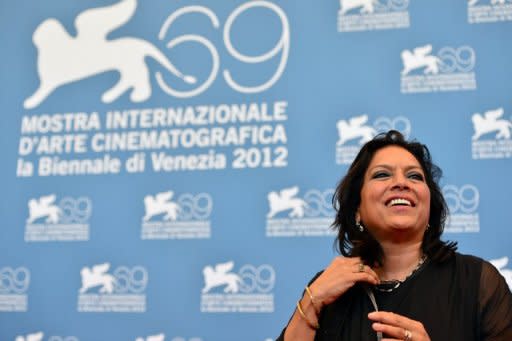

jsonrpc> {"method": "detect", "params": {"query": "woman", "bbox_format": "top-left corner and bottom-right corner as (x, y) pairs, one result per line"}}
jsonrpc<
(277, 130), (512, 341)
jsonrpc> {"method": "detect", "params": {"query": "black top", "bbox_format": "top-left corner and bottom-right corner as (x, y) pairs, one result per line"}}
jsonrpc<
(277, 253), (512, 341)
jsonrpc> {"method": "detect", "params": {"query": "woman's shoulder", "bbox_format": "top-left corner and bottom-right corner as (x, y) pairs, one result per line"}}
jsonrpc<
(431, 252), (484, 280)
(452, 252), (486, 273)
(454, 252), (484, 265)
(450, 252), (508, 285)
(452, 252), (500, 271)
(431, 251), (482, 266)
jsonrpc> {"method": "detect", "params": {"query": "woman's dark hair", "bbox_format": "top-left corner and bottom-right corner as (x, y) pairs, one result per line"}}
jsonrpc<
(332, 130), (457, 265)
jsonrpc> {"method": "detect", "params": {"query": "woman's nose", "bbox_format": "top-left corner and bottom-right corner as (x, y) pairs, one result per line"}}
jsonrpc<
(391, 173), (409, 190)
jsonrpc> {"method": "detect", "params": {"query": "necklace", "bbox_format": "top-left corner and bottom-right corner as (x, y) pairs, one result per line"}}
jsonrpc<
(375, 254), (427, 293)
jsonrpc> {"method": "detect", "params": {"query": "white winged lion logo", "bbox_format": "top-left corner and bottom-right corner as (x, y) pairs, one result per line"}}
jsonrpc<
(340, 0), (377, 15)
(336, 115), (377, 146)
(24, 0), (195, 109)
(15, 333), (44, 341)
(135, 334), (165, 341)
(79, 263), (116, 294)
(143, 191), (181, 221)
(401, 44), (441, 76)
(267, 186), (307, 219)
(472, 108), (512, 140)
(27, 194), (61, 224)
(202, 261), (241, 294)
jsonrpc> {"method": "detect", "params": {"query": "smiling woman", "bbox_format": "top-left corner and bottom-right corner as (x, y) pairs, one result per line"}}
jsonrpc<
(276, 130), (512, 341)
(357, 145), (431, 247)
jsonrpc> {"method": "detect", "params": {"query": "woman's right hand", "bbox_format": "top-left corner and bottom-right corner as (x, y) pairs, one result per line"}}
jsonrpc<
(282, 257), (380, 341)
(309, 256), (380, 309)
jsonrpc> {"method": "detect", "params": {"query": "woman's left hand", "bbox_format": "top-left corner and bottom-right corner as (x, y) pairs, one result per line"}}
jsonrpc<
(368, 311), (431, 341)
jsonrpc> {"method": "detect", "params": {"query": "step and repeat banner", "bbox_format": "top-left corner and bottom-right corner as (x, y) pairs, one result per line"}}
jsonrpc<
(1, 0), (511, 340)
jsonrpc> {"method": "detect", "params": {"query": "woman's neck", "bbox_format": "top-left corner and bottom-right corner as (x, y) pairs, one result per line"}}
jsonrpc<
(377, 241), (423, 281)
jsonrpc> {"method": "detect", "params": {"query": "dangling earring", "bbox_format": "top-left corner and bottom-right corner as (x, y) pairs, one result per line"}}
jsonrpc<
(356, 221), (364, 232)
(426, 223), (430, 231)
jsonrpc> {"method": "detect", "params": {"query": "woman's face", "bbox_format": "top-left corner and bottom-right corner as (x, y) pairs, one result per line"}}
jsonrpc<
(357, 145), (430, 241)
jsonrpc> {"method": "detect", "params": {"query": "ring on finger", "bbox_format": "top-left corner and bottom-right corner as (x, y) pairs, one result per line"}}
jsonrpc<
(358, 263), (365, 272)
(404, 329), (412, 341)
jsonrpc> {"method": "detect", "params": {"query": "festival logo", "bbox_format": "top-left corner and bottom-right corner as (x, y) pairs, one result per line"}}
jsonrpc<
(338, 0), (410, 32)
(15, 333), (79, 341)
(25, 194), (91, 242)
(468, 0), (512, 24)
(141, 190), (212, 239)
(135, 334), (165, 341)
(471, 107), (512, 159)
(0, 267), (30, 312)
(265, 186), (336, 237)
(489, 256), (512, 289)
(19, 1), (291, 177)
(77, 262), (147, 312)
(335, 114), (411, 164)
(24, 0), (289, 109)
(200, 261), (275, 313)
(443, 184), (480, 233)
(23, 0), (195, 109)
(14, 333), (43, 341)
(400, 44), (477, 93)
(136, 337), (202, 341)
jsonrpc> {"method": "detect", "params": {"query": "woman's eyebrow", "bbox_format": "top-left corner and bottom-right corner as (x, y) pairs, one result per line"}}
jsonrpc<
(369, 164), (423, 171)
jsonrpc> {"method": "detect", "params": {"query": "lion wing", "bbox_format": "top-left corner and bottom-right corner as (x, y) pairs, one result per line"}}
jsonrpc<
(156, 191), (174, 202)
(215, 261), (234, 274)
(280, 186), (299, 199)
(39, 194), (56, 206)
(348, 115), (368, 127)
(75, 0), (137, 40)
(413, 44), (432, 57)
(484, 108), (504, 120)
(92, 262), (111, 274)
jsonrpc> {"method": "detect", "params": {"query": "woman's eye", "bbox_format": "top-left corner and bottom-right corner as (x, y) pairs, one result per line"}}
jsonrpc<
(372, 171), (389, 179)
(408, 173), (424, 181)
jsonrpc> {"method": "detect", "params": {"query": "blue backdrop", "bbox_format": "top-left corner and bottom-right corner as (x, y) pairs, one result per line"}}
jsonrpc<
(1, 1), (511, 340)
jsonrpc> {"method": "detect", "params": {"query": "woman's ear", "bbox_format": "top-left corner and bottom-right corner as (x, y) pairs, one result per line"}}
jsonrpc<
(355, 211), (360, 223)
